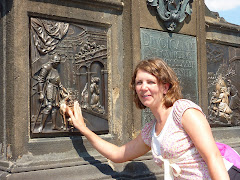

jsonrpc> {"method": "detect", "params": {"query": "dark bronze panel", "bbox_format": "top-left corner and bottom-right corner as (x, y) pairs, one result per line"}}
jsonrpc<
(140, 28), (198, 124)
(30, 17), (109, 137)
(207, 42), (240, 127)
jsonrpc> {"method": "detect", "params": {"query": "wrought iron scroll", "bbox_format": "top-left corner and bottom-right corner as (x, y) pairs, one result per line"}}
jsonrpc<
(147, 0), (193, 31)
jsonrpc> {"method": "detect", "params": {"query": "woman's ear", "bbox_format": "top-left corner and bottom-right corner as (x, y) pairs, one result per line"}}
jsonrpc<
(163, 83), (170, 94)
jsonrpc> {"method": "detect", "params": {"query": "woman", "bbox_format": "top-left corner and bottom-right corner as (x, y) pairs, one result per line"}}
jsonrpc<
(65, 58), (238, 179)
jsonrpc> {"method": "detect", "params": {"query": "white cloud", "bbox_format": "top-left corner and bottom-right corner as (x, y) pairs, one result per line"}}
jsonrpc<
(205, 0), (240, 11)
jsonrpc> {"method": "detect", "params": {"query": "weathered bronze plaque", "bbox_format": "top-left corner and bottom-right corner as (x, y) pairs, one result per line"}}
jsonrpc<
(30, 17), (109, 137)
(140, 28), (198, 124)
(207, 42), (240, 127)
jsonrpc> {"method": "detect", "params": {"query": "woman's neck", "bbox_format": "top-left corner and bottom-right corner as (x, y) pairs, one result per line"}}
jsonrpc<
(151, 104), (172, 136)
(150, 104), (172, 124)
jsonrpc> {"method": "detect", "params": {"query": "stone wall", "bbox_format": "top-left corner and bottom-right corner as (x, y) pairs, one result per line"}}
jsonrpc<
(0, 0), (239, 179)
(205, 6), (240, 153)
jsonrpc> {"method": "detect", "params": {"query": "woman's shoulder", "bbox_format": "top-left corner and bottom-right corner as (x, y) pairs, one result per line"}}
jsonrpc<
(173, 99), (202, 111)
(172, 99), (204, 124)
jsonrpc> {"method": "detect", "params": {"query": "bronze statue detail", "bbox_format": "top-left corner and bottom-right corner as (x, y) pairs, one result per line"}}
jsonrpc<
(207, 42), (240, 127)
(36, 54), (68, 132)
(80, 76), (105, 114)
(208, 75), (240, 126)
(90, 76), (105, 114)
(31, 18), (69, 55)
(59, 88), (78, 131)
(147, 0), (193, 31)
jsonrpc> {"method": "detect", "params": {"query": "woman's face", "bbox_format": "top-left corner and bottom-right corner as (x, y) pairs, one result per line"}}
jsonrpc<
(135, 69), (166, 109)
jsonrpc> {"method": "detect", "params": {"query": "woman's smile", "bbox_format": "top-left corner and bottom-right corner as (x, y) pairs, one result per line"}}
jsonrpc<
(141, 94), (152, 99)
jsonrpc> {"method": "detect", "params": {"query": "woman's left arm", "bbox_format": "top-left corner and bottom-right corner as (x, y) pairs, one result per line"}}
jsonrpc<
(182, 109), (230, 180)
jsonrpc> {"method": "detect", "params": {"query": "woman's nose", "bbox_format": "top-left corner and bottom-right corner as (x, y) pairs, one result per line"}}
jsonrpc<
(141, 82), (148, 90)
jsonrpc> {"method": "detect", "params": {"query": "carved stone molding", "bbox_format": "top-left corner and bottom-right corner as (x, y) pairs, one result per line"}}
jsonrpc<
(62, 0), (124, 11)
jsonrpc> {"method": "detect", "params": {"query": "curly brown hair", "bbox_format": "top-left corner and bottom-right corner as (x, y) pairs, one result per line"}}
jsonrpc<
(130, 58), (182, 109)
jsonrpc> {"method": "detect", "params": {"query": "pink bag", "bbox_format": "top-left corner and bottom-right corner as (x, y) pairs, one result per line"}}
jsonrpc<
(216, 142), (240, 169)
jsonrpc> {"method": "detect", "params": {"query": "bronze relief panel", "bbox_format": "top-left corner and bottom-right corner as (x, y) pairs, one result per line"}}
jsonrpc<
(30, 17), (109, 137)
(207, 42), (240, 127)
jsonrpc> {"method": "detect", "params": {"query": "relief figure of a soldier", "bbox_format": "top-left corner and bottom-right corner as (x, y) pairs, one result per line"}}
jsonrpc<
(37, 54), (67, 133)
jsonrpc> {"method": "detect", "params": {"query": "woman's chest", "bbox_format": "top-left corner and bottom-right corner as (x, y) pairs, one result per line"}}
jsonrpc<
(153, 121), (193, 158)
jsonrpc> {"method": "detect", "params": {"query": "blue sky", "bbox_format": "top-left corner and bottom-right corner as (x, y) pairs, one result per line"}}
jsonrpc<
(205, 0), (240, 25)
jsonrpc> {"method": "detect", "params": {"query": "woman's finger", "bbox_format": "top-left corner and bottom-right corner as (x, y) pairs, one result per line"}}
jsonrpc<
(67, 107), (75, 121)
(74, 101), (82, 119)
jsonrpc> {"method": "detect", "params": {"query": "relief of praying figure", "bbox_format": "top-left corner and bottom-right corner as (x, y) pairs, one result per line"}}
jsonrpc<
(37, 54), (68, 133)
(90, 76), (105, 114)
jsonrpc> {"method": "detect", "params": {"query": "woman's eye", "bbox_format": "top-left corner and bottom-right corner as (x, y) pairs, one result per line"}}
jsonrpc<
(148, 81), (156, 84)
(135, 81), (142, 85)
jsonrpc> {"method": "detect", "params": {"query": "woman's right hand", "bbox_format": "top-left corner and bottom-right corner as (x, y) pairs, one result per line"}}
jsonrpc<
(66, 101), (150, 163)
(66, 101), (87, 132)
